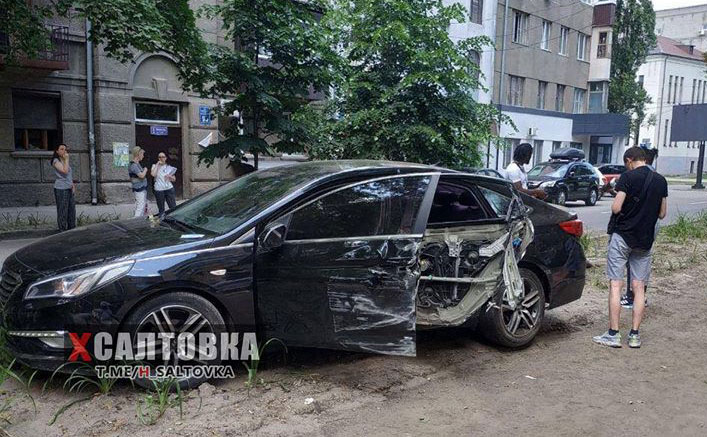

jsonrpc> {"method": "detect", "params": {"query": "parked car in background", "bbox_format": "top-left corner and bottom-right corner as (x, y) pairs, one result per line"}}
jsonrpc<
(592, 166), (607, 199)
(527, 148), (601, 206)
(463, 168), (504, 179)
(1, 161), (585, 389)
(597, 164), (627, 197)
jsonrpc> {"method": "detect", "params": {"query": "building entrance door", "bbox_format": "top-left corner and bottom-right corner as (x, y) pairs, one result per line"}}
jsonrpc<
(135, 124), (183, 199)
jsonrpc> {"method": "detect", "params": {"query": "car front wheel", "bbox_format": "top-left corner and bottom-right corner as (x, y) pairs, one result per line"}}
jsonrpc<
(585, 187), (598, 206)
(123, 292), (227, 389)
(479, 268), (546, 348)
(555, 189), (567, 206)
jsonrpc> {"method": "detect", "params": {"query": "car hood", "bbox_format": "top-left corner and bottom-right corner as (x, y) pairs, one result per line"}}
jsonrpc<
(11, 218), (214, 275)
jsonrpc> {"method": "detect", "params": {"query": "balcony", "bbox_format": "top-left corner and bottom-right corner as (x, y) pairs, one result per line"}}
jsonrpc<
(0, 24), (70, 71)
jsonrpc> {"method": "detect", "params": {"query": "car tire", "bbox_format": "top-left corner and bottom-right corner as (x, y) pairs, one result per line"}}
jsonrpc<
(478, 268), (546, 349)
(122, 292), (226, 390)
(555, 189), (567, 206)
(585, 187), (598, 206)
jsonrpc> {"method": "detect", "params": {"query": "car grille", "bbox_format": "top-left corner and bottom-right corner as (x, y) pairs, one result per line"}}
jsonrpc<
(0, 268), (22, 310)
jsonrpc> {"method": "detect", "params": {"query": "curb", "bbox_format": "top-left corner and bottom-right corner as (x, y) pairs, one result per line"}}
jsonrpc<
(0, 229), (59, 241)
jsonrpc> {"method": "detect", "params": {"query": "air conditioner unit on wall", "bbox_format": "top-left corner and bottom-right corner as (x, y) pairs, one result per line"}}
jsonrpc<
(527, 127), (538, 137)
(700, 29), (706, 36)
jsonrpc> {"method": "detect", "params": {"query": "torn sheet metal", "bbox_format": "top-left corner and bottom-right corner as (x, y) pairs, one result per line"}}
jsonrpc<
(416, 217), (534, 327)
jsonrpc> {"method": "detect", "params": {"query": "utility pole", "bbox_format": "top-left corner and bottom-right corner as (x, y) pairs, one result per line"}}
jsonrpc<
(694, 140), (705, 189)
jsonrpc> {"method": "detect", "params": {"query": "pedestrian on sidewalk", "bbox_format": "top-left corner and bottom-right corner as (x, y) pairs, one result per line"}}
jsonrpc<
(151, 151), (177, 216)
(129, 146), (149, 217)
(593, 147), (667, 349)
(621, 148), (659, 309)
(50, 144), (76, 231)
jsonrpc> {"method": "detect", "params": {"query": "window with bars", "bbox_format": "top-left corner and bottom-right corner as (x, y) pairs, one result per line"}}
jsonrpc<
(469, 0), (482, 24)
(512, 11), (529, 44)
(559, 26), (569, 55)
(508, 75), (525, 106)
(541, 21), (551, 51)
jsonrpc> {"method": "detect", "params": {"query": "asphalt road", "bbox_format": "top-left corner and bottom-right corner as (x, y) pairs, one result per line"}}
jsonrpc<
(559, 184), (707, 232)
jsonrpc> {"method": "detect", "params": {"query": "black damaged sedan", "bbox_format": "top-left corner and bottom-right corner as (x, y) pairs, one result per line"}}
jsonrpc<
(1, 161), (585, 384)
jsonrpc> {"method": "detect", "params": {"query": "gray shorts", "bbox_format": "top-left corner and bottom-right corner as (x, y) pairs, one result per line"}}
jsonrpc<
(606, 233), (652, 282)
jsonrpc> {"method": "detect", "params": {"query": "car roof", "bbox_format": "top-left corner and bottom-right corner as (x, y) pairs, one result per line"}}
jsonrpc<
(257, 159), (452, 179)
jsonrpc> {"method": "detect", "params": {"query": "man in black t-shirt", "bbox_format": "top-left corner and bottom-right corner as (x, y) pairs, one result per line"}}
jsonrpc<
(593, 147), (668, 349)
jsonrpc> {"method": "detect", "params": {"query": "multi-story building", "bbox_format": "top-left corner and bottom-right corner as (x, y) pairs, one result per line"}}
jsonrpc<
(656, 4), (707, 53)
(0, 2), (247, 207)
(445, 0), (499, 106)
(490, 0), (629, 170)
(636, 36), (706, 175)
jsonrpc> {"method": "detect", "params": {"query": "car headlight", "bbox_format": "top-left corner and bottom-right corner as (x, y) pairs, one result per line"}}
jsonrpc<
(25, 261), (134, 299)
(539, 180), (556, 188)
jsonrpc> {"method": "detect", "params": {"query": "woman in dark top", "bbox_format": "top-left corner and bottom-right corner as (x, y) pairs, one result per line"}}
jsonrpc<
(50, 144), (76, 231)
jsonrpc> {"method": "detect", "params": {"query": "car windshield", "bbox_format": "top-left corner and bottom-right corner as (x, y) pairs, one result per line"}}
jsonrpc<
(165, 168), (317, 236)
(599, 165), (624, 175)
(528, 162), (570, 178)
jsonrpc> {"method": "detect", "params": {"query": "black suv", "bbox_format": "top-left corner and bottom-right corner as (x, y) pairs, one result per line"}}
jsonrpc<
(527, 148), (600, 206)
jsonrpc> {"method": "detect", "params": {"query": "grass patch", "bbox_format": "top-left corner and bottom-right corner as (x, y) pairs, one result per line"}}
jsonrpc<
(0, 212), (50, 232)
(659, 212), (707, 243)
(136, 378), (183, 425)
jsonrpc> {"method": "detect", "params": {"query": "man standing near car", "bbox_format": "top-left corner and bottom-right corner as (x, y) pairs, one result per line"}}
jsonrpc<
(504, 143), (546, 199)
(594, 147), (667, 348)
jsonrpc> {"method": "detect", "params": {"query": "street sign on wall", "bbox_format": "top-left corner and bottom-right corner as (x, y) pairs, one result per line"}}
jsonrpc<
(150, 125), (168, 136)
(199, 105), (211, 126)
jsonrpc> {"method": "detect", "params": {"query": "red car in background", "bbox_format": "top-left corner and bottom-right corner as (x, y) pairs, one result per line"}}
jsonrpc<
(597, 164), (627, 196)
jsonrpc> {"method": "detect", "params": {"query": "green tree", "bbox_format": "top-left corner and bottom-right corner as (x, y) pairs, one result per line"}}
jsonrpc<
(307, 0), (504, 168)
(608, 0), (656, 145)
(192, 0), (340, 169)
(0, 0), (207, 84)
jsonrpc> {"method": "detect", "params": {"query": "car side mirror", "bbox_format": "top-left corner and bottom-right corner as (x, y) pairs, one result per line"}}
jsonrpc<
(259, 224), (287, 251)
(568, 170), (576, 178)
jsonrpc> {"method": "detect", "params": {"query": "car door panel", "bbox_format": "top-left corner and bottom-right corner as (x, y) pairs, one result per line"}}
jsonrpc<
(255, 175), (437, 356)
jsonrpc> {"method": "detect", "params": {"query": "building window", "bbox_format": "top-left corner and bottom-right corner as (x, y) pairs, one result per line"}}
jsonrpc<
(668, 76), (672, 103)
(508, 75), (525, 106)
(469, 0), (482, 24)
(570, 142), (583, 150)
(699, 80), (703, 104)
(134, 102), (180, 124)
(555, 84), (565, 112)
(663, 119), (669, 146)
(503, 138), (520, 167)
(541, 21), (551, 51)
(638, 75), (644, 89)
(533, 140), (544, 165)
(553, 141), (562, 151)
(577, 33), (588, 61)
(573, 88), (586, 114)
(589, 82), (607, 114)
(512, 11), (529, 44)
(703, 80), (706, 103)
(597, 31), (609, 58)
(679, 77), (684, 104)
(13, 91), (62, 151)
(469, 50), (481, 82)
(536, 81), (547, 109)
(559, 26), (569, 55)
(693, 79), (697, 103)
(673, 77), (679, 104)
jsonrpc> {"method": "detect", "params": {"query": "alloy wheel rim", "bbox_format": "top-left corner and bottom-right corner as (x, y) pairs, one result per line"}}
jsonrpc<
(501, 278), (542, 337)
(135, 304), (215, 368)
(590, 190), (597, 203)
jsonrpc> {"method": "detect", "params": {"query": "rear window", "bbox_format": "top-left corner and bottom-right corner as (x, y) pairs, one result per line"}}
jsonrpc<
(427, 182), (489, 224)
(478, 186), (511, 217)
(528, 162), (571, 178)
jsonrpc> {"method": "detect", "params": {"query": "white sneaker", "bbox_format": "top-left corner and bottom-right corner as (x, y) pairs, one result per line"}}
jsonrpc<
(592, 331), (622, 348)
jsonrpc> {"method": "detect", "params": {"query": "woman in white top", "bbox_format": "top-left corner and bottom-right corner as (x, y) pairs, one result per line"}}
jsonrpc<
(505, 143), (546, 199)
(151, 152), (177, 215)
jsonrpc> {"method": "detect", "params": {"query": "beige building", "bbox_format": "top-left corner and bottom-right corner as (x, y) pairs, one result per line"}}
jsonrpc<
(0, 2), (244, 207)
(656, 3), (707, 53)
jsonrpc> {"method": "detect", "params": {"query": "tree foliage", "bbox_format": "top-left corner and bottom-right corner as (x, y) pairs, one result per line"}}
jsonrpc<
(304, 0), (503, 168)
(608, 0), (656, 143)
(192, 0), (340, 168)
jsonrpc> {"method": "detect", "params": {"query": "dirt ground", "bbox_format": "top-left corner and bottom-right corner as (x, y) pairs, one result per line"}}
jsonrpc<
(1, 234), (707, 437)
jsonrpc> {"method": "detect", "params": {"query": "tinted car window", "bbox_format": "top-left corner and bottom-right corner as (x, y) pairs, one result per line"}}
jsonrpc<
(428, 182), (488, 224)
(578, 164), (594, 175)
(528, 162), (571, 178)
(286, 176), (430, 240)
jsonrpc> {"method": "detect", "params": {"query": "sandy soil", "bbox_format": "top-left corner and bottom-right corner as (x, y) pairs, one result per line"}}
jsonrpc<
(1, 235), (706, 436)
